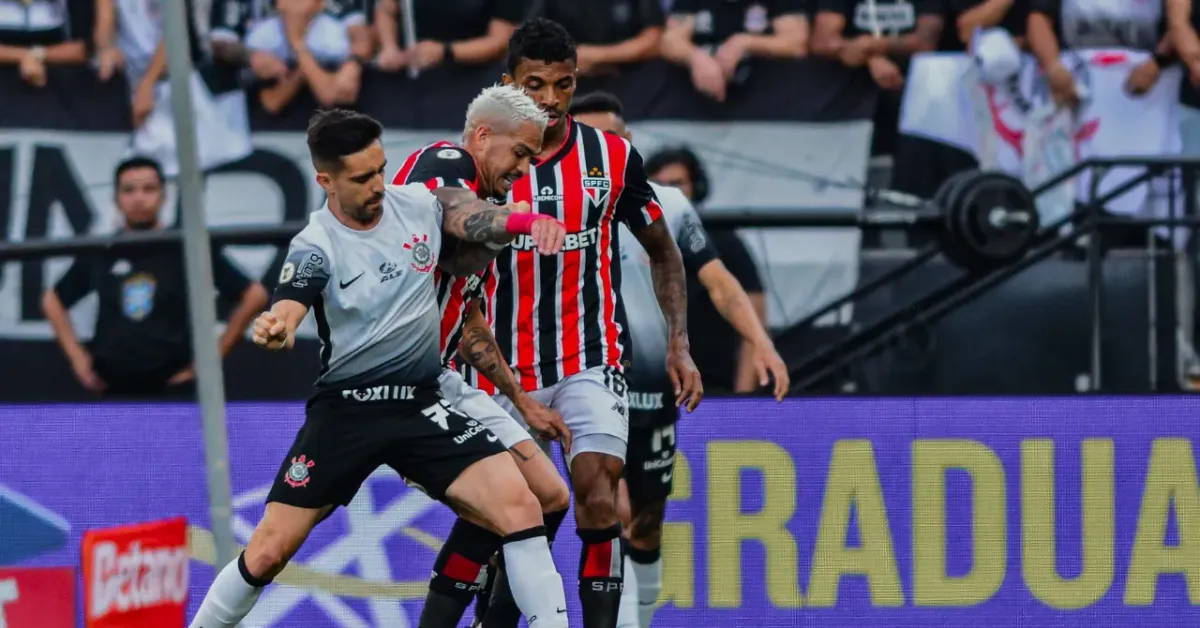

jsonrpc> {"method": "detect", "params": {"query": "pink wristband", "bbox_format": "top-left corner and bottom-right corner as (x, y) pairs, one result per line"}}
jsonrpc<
(504, 212), (543, 235)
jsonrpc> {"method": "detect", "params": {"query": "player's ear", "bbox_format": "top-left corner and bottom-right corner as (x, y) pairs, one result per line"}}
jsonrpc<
(501, 73), (514, 86)
(315, 172), (334, 194)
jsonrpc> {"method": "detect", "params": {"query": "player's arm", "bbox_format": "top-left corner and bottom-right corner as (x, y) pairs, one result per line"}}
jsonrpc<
(257, 246), (329, 350)
(432, 187), (565, 275)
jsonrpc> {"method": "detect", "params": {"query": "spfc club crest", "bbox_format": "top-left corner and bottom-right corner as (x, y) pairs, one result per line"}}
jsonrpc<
(404, 234), (434, 273)
(285, 455), (315, 488)
(582, 167), (611, 210)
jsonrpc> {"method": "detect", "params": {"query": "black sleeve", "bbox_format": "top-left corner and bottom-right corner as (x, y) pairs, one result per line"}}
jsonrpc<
(671, 0), (698, 14)
(211, 252), (253, 299)
(492, 0), (528, 25)
(767, 0), (812, 19)
(1029, 0), (1058, 17)
(272, 244), (331, 307)
(68, 0), (95, 44)
(615, 147), (664, 231)
(53, 258), (94, 309)
(814, 0), (852, 15)
(675, 208), (719, 276)
(913, 0), (944, 17)
(714, 232), (763, 293)
(637, 0), (667, 28)
(330, 0), (368, 23)
(396, 145), (480, 191)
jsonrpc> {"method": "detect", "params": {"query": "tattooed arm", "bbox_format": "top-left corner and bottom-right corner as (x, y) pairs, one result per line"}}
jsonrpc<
(434, 187), (565, 275)
(458, 300), (571, 446)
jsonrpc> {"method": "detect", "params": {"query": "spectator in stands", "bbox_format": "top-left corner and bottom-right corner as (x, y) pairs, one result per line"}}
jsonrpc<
(211, 0), (369, 113)
(526, 0), (665, 76)
(939, 0), (1028, 51)
(0, 0), (93, 88)
(1027, 0), (1167, 106)
(372, 0), (522, 72)
(660, 0), (808, 102)
(41, 156), (268, 399)
(645, 147), (768, 393)
(93, 0), (204, 128)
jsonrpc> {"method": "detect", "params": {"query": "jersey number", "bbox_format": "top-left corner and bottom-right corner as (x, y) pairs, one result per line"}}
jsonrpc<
(422, 401), (453, 431)
(651, 425), (676, 455)
(603, 366), (627, 397)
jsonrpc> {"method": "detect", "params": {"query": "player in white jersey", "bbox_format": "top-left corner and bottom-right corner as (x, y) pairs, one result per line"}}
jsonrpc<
(188, 109), (572, 628)
(571, 92), (790, 628)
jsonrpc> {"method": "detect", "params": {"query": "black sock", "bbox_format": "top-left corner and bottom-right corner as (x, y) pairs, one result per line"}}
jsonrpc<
(418, 518), (500, 628)
(577, 524), (624, 628)
(544, 507), (569, 545)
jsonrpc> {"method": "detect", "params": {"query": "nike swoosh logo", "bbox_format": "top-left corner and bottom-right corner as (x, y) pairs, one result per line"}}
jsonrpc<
(556, 608), (567, 613)
(339, 273), (364, 289)
(487, 434), (499, 442)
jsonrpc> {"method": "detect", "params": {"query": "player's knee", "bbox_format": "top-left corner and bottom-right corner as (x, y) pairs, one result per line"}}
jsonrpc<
(492, 483), (543, 534)
(575, 481), (619, 524)
(538, 477), (571, 514)
(630, 499), (667, 547)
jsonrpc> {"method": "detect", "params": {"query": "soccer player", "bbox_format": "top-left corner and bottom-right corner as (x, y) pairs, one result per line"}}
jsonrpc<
(187, 109), (572, 628)
(569, 91), (790, 628)
(390, 85), (575, 627)
(478, 18), (704, 628)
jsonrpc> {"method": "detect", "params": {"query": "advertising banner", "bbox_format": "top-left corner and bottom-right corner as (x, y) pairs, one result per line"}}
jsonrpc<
(1, 397), (1198, 627)
(81, 516), (189, 628)
(0, 566), (75, 628)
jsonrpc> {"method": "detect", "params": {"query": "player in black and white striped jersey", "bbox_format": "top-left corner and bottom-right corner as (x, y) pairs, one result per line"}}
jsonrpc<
(188, 109), (572, 628)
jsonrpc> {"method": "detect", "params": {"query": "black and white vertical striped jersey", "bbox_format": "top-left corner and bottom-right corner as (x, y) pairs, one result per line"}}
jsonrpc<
(0, 0), (91, 46)
(272, 183), (446, 390)
(618, 182), (718, 392)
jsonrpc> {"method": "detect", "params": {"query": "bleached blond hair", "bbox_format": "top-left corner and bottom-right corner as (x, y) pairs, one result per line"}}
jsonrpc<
(463, 84), (549, 140)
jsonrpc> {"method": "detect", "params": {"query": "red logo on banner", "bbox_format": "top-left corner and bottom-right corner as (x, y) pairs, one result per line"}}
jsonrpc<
(0, 567), (75, 628)
(81, 516), (189, 628)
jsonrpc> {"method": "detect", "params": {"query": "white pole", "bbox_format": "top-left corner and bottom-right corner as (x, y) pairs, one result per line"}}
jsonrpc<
(400, 0), (420, 79)
(159, 0), (238, 569)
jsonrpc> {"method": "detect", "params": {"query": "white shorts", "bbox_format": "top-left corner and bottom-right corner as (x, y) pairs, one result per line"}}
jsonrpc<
(438, 369), (532, 449)
(494, 365), (629, 464)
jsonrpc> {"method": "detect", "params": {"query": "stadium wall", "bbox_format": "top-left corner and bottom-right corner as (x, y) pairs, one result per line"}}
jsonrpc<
(1, 397), (1198, 626)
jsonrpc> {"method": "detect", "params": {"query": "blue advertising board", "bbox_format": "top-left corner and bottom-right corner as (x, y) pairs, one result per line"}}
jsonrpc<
(1, 397), (1198, 626)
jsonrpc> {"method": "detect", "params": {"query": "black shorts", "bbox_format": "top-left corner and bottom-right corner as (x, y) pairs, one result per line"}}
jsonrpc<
(266, 384), (507, 509)
(624, 389), (679, 505)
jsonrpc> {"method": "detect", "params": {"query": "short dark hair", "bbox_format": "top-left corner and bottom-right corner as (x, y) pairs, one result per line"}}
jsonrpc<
(506, 18), (577, 76)
(645, 146), (710, 204)
(113, 156), (164, 190)
(568, 91), (623, 117)
(306, 108), (384, 172)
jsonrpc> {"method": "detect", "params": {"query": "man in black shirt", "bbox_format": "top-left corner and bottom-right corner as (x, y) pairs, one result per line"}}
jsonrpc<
(0, 0), (93, 88)
(41, 157), (269, 397)
(644, 147), (772, 394)
(527, 0), (665, 75)
(371, 0), (525, 71)
(660, 0), (809, 101)
(939, 0), (1028, 51)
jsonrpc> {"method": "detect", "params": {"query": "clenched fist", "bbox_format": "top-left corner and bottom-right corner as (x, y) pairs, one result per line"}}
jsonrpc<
(253, 311), (290, 350)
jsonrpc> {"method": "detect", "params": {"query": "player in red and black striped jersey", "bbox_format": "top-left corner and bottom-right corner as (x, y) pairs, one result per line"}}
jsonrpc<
(470, 18), (704, 628)
(391, 85), (576, 628)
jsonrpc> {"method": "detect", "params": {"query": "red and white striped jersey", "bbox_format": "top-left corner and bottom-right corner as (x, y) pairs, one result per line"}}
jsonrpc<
(463, 119), (664, 393)
(391, 141), (493, 367)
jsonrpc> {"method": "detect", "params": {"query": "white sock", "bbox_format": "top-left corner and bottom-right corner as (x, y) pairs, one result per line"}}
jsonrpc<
(502, 531), (569, 628)
(616, 555), (640, 628)
(631, 555), (662, 628)
(188, 554), (266, 628)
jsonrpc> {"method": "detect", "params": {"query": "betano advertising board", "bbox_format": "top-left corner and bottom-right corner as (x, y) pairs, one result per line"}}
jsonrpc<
(0, 397), (1197, 626)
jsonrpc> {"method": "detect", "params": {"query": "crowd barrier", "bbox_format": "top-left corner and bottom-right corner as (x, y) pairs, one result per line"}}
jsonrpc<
(1, 397), (1198, 627)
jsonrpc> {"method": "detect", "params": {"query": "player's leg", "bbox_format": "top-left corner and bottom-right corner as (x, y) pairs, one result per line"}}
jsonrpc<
(395, 396), (569, 628)
(190, 400), (376, 627)
(620, 417), (678, 628)
(558, 366), (633, 628)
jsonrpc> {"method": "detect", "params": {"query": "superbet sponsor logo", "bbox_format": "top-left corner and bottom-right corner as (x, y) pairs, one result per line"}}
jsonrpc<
(88, 540), (188, 619)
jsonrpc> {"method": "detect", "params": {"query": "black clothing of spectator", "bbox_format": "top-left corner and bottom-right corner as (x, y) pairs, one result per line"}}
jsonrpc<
(367, 0), (525, 44)
(1030, 0), (1163, 51)
(53, 247), (252, 395)
(686, 229), (764, 393)
(672, 0), (809, 48)
(937, 0), (1029, 52)
(529, 0), (665, 46)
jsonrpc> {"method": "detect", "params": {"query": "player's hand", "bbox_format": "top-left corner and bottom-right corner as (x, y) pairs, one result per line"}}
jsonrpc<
(867, 55), (904, 91)
(749, 342), (790, 401)
(666, 341), (703, 412)
(253, 311), (290, 350)
(689, 50), (726, 102)
(70, 352), (106, 394)
(529, 215), (566, 255)
(516, 395), (572, 453)
(1125, 58), (1161, 96)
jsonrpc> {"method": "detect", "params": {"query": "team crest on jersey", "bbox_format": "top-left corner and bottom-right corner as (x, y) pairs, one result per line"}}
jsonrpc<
(582, 167), (611, 210)
(405, 234), (434, 273)
(121, 273), (157, 321)
(285, 455), (315, 488)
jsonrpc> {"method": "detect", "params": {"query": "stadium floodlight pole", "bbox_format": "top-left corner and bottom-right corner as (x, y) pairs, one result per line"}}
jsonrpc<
(161, 0), (238, 569)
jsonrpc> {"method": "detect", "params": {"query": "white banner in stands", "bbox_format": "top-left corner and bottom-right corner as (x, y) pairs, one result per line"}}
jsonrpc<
(0, 122), (870, 340)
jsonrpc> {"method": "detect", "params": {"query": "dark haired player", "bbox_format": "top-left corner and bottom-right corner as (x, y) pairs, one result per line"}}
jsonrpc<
(569, 91), (789, 628)
(187, 109), (571, 628)
(391, 84), (576, 627)
(473, 18), (704, 628)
